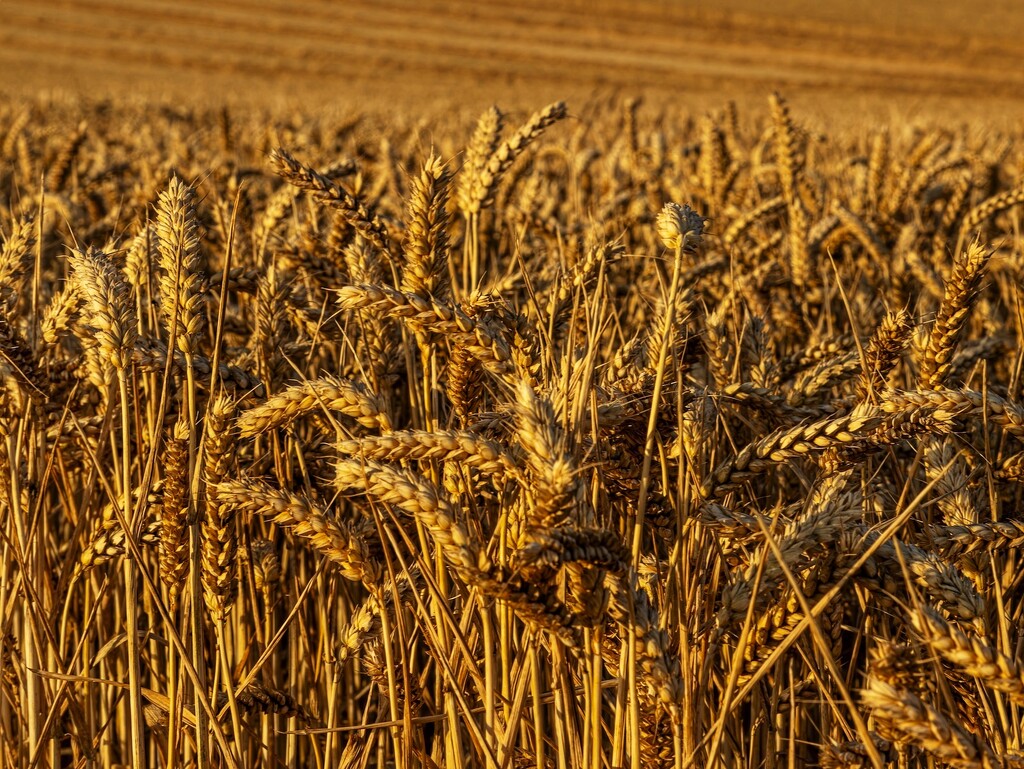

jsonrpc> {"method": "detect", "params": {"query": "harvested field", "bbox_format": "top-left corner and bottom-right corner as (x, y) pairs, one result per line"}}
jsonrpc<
(3, 0), (1024, 117)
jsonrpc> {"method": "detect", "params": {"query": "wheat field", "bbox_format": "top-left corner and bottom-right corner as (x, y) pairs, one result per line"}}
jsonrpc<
(3, 4), (1024, 769)
(5, 0), (1024, 115)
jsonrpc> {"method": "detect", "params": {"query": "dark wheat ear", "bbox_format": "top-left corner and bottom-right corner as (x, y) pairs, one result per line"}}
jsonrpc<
(159, 418), (190, 609)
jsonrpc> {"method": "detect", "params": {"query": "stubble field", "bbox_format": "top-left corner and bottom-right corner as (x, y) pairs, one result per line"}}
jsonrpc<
(4, 0), (1024, 116)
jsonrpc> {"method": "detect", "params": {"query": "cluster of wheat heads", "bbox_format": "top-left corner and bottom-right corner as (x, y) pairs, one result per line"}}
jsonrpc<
(2, 92), (1024, 768)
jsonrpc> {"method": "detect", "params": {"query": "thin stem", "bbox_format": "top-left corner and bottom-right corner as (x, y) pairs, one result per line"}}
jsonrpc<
(119, 373), (146, 769)
(216, 618), (246, 761)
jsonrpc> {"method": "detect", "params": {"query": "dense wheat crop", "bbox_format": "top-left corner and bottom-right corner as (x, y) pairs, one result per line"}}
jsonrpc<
(2, 92), (1024, 769)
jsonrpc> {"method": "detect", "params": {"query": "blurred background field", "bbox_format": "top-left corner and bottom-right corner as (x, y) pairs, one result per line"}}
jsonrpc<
(3, 0), (1024, 122)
